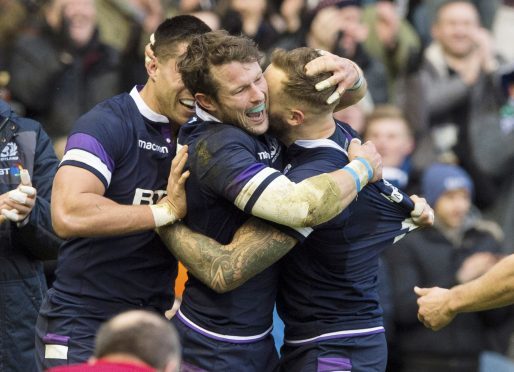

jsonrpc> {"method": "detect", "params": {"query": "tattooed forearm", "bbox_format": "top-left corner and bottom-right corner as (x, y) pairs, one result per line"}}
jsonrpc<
(156, 218), (297, 293)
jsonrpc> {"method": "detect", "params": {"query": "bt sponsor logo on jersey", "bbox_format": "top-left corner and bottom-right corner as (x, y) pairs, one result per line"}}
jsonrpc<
(0, 142), (19, 161)
(138, 139), (169, 154)
(132, 188), (167, 205)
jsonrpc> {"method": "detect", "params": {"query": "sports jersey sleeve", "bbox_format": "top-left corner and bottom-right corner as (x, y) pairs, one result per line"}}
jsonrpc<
(190, 126), (283, 207)
(59, 103), (126, 189)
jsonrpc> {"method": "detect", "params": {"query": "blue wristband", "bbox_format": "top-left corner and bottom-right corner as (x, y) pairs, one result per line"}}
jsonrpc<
(355, 157), (373, 181)
(342, 165), (362, 192)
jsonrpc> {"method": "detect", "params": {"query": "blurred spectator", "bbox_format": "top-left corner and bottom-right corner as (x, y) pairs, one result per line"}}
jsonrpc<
(408, 0), (501, 47)
(218, 0), (281, 53)
(7, 0), (121, 153)
(410, 0), (505, 209)
(175, 0), (217, 13)
(0, 0), (29, 103)
(384, 163), (512, 372)
(273, 0), (390, 104)
(47, 310), (181, 372)
(96, 0), (163, 52)
(96, 0), (164, 92)
(492, 0), (514, 63)
(362, 0), (422, 102)
(466, 65), (514, 252)
(187, 9), (221, 30)
(275, 0), (308, 35)
(1, 98), (61, 372)
(363, 104), (416, 192)
(333, 97), (372, 134)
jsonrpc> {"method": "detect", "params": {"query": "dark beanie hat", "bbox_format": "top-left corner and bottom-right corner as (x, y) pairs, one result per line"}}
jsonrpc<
(422, 163), (474, 206)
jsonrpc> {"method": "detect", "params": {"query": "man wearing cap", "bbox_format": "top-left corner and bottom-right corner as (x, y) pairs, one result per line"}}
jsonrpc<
(384, 163), (511, 372)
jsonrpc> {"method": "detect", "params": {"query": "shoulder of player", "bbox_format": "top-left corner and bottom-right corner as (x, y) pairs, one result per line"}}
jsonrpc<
(190, 123), (257, 154)
(75, 94), (135, 131)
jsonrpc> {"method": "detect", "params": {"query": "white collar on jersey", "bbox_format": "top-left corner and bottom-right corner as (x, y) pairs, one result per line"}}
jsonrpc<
(195, 103), (221, 123)
(130, 86), (169, 124)
(294, 138), (348, 156)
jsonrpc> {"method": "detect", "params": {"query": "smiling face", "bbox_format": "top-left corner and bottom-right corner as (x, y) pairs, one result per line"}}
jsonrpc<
(153, 42), (196, 125)
(432, 1), (480, 58)
(207, 61), (269, 136)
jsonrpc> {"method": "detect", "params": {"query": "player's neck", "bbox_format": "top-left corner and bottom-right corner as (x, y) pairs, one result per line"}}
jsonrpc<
(139, 82), (161, 118)
(290, 114), (336, 143)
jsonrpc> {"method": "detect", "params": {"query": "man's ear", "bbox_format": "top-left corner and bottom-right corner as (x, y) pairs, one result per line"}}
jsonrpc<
(87, 356), (97, 365)
(146, 57), (159, 81)
(288, 109), (305, 127)
(195, 93), (216, 112)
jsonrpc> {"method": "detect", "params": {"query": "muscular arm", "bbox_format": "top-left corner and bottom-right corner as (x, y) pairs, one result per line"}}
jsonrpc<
(244, 140), (381, 228)
(449, 254), (514, 313)
(52, 145), (188, 238)
(157, 218), (297, 293)
(51, 166), (157, 238)
(416, 254), (514, 330)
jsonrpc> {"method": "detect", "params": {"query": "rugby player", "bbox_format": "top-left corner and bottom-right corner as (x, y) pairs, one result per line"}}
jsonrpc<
(266, 47), (433, 371)
(36, 17), (369, 369)
(157, 32), (431, 371)
(34, 16), (211, 369)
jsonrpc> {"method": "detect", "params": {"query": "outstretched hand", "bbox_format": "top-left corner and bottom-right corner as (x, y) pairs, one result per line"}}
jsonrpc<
(161, 145), (190, 220)
(415, 286), (456, 331)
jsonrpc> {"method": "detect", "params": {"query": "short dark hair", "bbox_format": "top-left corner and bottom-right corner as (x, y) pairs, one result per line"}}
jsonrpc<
(270, 47), (337, 113)
(178, 30), (263, 100)
(152, 15), (212, 61)
(93, 310), (180, 370)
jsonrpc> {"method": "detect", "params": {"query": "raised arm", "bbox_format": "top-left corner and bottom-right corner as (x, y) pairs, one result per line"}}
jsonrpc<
(304, 51), (367, 108)
(157, 218), (297, 293)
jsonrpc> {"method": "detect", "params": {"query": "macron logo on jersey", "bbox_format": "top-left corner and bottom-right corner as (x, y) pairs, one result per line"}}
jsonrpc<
(138, 139), (169, 154)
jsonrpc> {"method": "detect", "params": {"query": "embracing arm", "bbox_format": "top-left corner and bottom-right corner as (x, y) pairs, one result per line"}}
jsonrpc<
(245, 139), (382, 228)
(157, 217), (297, 293)
(51, 146), (189, 238)
(51, 166), (158, 238)
(305, 51), (367, 108)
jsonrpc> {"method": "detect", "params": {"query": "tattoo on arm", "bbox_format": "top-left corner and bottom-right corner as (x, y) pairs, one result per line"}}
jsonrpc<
(156, 218), (297, 293)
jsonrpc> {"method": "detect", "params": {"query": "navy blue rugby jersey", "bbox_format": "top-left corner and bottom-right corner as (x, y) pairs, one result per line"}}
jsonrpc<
(277, 121), (417, 344)
(52, 87), (178, 314)
(176, 110), (302, 341)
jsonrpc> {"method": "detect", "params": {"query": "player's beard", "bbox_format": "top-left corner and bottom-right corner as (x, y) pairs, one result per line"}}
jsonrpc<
(268, 113), (291, 143)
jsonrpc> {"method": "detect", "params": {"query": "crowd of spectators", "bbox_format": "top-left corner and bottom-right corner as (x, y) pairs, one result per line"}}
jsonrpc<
(0, 0), (513, 371)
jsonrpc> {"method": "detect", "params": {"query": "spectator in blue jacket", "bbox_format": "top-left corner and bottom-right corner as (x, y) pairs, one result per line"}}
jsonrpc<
(0, 98), (61, 372)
